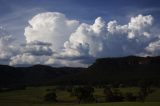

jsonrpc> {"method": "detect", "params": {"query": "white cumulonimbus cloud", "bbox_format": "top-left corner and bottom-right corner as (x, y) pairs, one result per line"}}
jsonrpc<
(24, 12), (79, 51)
(0, 35), (14, 60)
(0, 27), (18, 64)
(9, 40), (53, 66)
(145, 39), (160, 55)
(21, 41), (53, 56)
(63, 14), (155, 58)
(6, 12), (160, 67)
(10, 53), (50, 66)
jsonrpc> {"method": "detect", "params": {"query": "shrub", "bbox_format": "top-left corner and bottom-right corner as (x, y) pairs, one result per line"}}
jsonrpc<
(44, 92), (57, 102)
(104, 87), (124, 102)
(73, 86), (96, 103)
(125, 92), (137, 101)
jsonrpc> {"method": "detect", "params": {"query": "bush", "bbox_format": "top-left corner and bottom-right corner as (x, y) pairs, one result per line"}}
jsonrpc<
(73, 86), (96, 103)
(44, 92), (57, 102)
(104, 87), (114, 102)
(125, 92), (137, 101)
(137, 91), (145, 102)
(104, 87), (124, 102)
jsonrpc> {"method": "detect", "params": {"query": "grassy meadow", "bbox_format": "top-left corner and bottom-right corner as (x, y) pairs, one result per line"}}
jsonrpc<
(0, 86), (160, 106)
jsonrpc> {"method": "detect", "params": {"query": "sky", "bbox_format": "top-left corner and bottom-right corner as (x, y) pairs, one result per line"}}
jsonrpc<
(0, 0), (160, 67)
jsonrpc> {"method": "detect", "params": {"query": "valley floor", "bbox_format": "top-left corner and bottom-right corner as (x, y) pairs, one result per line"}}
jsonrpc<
(0, 102), (160, 106)
(0, 86), (160, 106)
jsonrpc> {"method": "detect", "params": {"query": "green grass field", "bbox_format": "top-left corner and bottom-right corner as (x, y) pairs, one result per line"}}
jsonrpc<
(0, 86), (160, 106)
(0, 102), (160, 106)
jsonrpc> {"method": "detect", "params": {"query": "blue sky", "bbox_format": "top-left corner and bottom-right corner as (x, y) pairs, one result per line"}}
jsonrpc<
(1, 0), (160, 41)
(0, 0), (160, 67)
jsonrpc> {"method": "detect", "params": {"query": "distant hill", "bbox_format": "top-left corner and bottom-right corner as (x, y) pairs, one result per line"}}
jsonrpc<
(0, 65), (85, 87)
(0, 56), (160, 87)
(53, 56), (160, 86)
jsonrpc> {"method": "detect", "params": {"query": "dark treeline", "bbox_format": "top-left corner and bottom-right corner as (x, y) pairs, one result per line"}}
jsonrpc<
(0, 56), (160, 90)
(44, 85), (154, 103)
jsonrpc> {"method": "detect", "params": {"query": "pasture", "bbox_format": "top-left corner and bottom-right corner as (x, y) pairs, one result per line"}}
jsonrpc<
(0, 86), (160, 106)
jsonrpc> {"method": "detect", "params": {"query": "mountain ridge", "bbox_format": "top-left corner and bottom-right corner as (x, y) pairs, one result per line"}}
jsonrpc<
(0, 56), (160, 87)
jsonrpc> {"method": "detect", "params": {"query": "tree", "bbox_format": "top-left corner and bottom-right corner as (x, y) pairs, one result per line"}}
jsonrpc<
(112, 89), (124, 102)
(104, 86), (114, 102)
(104, 87), (124, 102)
(138, 91), (145, 102)
(125, 92), (137, 101)
(73, 86), (96, 103)
(44, 92), (57, 102)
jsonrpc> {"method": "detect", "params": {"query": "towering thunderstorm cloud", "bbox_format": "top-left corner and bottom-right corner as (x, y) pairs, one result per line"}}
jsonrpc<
(0, 12), (160, 67)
